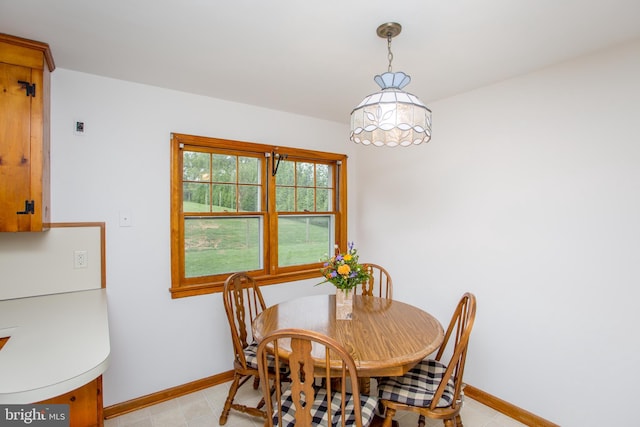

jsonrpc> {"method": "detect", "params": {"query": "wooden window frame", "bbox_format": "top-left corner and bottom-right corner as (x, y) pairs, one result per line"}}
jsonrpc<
(170, 133), (348, 298)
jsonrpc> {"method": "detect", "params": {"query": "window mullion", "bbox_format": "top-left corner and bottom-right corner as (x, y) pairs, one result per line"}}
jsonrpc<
(266, 153), (277, 274)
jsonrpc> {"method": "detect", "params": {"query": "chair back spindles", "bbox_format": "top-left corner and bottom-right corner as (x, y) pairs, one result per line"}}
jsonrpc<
(220, 272), (270, 424)
(431, 292), (476, 411)
(377, 292), (477, 426)
(360, 263), (393, 299)
(224, 273), (266, 368)
(257, 328), (378, 427)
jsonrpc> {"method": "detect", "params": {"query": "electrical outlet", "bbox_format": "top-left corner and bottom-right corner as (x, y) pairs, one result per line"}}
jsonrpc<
(74, 250), (88, 269)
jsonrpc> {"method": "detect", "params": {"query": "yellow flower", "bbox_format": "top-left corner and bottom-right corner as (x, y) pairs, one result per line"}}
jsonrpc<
(343, 254), (352, 261)
(337, 264), (351, 276)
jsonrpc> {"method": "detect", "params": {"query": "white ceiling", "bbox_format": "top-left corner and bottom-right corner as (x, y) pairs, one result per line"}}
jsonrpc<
(2, 0), (640, 124)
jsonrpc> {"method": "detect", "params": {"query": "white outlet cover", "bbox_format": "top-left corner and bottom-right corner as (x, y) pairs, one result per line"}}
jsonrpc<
(73, 250), (88, 269)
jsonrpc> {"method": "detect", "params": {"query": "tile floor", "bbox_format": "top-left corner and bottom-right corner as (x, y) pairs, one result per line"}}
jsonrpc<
(104, 380), (528, 427)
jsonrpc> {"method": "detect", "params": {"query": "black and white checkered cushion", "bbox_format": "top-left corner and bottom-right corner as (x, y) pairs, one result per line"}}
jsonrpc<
(243, 341), (261, 369)
(377, 359), (455, 408)
(243, 341), (289, 374)
(273, 385), (378, 427)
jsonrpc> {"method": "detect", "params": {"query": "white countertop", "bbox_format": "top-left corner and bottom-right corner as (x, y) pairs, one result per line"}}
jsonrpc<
(0, 289), (110, 403)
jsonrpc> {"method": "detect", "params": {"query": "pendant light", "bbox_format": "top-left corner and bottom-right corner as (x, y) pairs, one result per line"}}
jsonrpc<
(350, 22), (432, 147)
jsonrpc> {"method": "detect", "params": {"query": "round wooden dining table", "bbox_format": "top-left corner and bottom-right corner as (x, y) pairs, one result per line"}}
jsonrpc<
(252, 294), (444, 379)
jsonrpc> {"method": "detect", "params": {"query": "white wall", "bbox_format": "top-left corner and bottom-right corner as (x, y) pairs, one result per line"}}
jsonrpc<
(49, 70), (355, 407)
(355, 39), (640, 426)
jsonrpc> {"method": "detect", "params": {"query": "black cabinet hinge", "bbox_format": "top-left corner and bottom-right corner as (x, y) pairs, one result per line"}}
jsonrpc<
(17, 80), (36, 97)
(16, 200), (35, 215)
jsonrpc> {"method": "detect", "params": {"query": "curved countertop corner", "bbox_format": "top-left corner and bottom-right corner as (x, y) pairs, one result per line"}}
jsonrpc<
(0, 288), (110, 403)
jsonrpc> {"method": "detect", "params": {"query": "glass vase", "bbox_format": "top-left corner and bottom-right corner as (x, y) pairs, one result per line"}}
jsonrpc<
(335, 288), (353, 320)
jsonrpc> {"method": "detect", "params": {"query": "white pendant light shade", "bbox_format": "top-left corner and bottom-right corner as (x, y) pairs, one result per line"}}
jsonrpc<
(350, 72), (432, 147)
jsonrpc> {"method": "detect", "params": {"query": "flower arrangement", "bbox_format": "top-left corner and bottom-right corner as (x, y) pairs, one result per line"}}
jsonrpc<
(319, 242), (371, 291)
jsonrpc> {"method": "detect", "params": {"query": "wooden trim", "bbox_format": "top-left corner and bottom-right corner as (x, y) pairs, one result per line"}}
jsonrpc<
(464, 384), (560, 427)
(48, 222), (107, 288)
(0, 33), (56, 71)
(171, 133), (345, 161)
(169, 268), (324, 298)
(0, 336), (9, 351)
(103, 371), (234, 419)
(169, 133), (348, 298)
(96, 375), (104, 426)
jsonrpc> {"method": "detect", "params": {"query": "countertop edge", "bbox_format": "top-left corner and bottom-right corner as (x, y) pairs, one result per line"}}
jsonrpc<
(0, 354), (110, 404)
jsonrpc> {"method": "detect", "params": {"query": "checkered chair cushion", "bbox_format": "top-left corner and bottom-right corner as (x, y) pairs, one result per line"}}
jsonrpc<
(377, 359), (455, 408)
(243, 341), (289, 374)
(243, 341), (261, 369)
(272, 385), (378, 427)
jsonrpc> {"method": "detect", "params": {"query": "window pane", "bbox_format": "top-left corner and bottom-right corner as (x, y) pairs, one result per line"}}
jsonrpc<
(316, 164), (330, 187)
(183, 151), (211, 181)
(183, 182), (210, 212)
(239, 156), (259, 184)
(213, 154), (236, 183)
(239, 185), (260, 212)
(316, 188), (331, 211)
(296, 188), (314, 211)
(212, 184), (236, 211)
(184, 217), (262, 277)
(278, 215), (332, 267)
(296, 162), (314, 186)
(276, 186), (294, 212)
(275, 160), (294, 185)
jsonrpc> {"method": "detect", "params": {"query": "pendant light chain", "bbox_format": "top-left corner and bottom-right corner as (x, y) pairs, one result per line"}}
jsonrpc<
(387, 33), (394, 73)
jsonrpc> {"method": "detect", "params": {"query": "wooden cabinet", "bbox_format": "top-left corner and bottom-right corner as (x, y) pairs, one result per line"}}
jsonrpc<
(37, 376), (104, 427)
(0, 33), (55, 232)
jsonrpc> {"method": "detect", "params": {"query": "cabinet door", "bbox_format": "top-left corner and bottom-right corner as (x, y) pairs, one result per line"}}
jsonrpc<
(0, 62), (34, 231)
(38, 377), (103, 427)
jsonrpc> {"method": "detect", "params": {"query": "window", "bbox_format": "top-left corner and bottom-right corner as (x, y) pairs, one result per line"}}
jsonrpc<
(170, 133), (347, 298)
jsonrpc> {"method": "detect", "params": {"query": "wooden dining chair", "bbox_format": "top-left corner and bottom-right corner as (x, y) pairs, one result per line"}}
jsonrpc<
(376, 293), (476, 427)
(257, 328), (379, 427)
(359, 263), (393, 299)
(219, 272), (271, 425)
